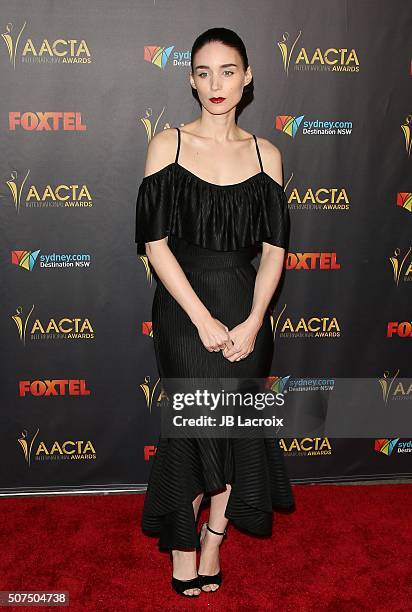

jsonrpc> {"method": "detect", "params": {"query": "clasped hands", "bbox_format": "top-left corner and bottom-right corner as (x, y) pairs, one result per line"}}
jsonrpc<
(196, 314), (262, 362)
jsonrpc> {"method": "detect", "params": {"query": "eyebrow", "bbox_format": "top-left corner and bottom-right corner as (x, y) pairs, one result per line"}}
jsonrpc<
(194, 63), (238, 70)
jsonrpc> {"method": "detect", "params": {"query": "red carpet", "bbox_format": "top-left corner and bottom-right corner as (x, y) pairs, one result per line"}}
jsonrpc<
(0, 484), (411, 611)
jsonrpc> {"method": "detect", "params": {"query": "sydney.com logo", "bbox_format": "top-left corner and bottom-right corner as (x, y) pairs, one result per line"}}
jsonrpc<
(11, 250), (92, 271)
(276, 114), (353, 138)
(143, 45), (190, 69)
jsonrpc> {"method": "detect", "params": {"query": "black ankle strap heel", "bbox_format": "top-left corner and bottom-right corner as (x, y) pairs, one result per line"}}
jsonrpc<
(198, 522), (227, 592)
(206, 523), (227, 536)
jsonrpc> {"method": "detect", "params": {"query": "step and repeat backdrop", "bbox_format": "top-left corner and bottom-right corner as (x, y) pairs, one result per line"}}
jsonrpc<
(0, 0), (411, 496)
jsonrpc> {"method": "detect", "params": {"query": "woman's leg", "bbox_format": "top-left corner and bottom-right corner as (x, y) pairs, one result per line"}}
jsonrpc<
(198, 484), (231, 591)
(171, 491), (204, 596)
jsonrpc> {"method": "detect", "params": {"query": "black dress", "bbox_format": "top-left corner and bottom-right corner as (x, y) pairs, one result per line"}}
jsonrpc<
(135, 127), (295, 550)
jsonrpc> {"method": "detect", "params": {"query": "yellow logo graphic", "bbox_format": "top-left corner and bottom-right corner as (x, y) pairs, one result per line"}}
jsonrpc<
(139, 254), (154, 285)
(139, 375), (165, 413)
(5, 169), (31, 213)
(271, 305), (340, 340)
(390, 247), (412, 285)
(277, 30), (302, 76)
(12, 305), (35, 345)
(18, 428), (97, 465)
(270, 303), (287, 335)
(379, 370), (400, 404)
(378, 370), (412, 403)
(5, 170), (93, 211)
(279, 437), (332, 455)
(2, 22), (91, 68)
(401, 114), (412, 156)
(2, 21), (26, 69)
(12, 305), (94, 342)
(288, 181), (350, 211)
(277, 30), (359, 75)
(18, 428), (39, 466)
(140, 106), (172, 142)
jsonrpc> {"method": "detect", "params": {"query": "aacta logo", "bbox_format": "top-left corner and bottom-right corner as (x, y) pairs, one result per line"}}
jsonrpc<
(12, 305), (94, 344)
(279, 437), (332, 455)
(2, 21), (91, 69)
(288, 184), (350, 211)
(277, 30), (360, 76)
(5, 169), (94, 212)
(144, 445), (157, 460)
(285, 252), (340, 270)
(19, 379), (91, 397)
(271, 305), (341, 339)
(9, 112), (87, 131)
(280, 317), (341, 336)
(18, 428), (96, 466)
(387, 322), (412, 338)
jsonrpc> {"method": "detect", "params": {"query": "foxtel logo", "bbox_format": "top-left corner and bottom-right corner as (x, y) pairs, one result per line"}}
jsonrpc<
(387, 322), (412, 338)
(19, 379), (91, 397)
(285, 252), (340, 270)
(144, 445), (157, 460)
(9, 112), (87, 131)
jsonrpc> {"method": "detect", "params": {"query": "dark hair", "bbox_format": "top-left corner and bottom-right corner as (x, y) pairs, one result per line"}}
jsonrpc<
(190, 27), (249, 73)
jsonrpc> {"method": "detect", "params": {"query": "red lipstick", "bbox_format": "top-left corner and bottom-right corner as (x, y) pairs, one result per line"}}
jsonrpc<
(209, 97), (226, 104)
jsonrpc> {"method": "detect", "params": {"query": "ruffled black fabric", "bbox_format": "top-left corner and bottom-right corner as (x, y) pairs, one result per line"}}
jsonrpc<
(135, 163), (290, 255)
(141, 437), (295, 550)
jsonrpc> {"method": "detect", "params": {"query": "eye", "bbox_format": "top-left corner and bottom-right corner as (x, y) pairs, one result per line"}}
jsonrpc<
(197, 72), (208, 78)
(223, 70), (234, 76)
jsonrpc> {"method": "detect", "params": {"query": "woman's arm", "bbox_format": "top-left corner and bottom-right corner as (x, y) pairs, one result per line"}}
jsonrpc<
(223, 139), (286, 361)
(145, 239), (209, 327)
(247, 244), (285, 327)
(249, 138), (286, 325)
(146, 240), (232, 353)
(222, 245), (285, 362)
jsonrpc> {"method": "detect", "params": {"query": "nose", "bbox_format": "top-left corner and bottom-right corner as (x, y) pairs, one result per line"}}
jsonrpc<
(210, 74), (222, 91)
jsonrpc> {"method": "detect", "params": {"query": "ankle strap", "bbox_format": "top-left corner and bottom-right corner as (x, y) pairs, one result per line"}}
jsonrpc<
(206, 523), (227, 536)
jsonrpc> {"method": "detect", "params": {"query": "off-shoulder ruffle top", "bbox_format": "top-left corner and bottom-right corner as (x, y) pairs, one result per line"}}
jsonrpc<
(134, 161), (290, 255)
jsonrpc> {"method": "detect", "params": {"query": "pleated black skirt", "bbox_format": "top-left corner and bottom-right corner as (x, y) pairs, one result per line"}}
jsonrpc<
(141, 236), (295, 550)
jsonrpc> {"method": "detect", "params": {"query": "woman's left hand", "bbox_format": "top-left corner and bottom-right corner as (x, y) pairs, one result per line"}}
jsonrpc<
(222, 315), (263, 362)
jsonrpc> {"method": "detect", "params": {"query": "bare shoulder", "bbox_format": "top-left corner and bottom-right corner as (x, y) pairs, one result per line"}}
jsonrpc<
(255, 136), (284, 186)
(143, 127), (178, 177)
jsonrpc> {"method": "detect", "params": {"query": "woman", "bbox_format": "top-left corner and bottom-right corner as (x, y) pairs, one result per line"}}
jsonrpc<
(135, 27), (295, 597)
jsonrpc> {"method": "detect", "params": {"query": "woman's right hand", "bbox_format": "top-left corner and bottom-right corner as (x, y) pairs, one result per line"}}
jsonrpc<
(195, 315), (233, 353)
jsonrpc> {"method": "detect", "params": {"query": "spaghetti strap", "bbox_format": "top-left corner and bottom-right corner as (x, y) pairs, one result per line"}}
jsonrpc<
(253, 134), (264, 173)
(175, 127), (181, 163)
